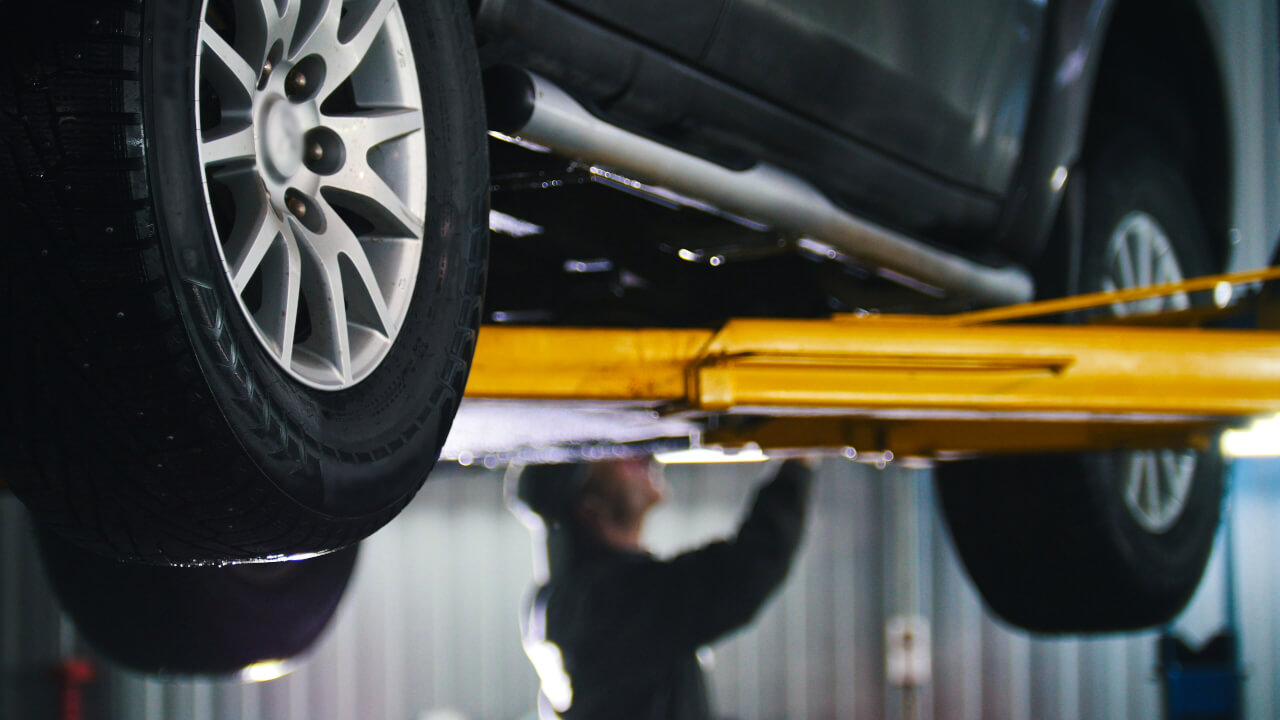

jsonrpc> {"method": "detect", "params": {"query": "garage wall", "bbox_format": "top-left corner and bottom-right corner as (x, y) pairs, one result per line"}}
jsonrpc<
(3, 458), (1277, 720)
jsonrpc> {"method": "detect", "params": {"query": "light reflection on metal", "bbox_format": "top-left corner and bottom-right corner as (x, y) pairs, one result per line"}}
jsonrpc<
(1214, 281), (1234, 308)
(854, 450), (894, 470)
(586, 166), (772, 232)
(240, 660), (293, 683)
(653, 445), (768, 464)
(1221, 414), (1280, 457)
(563, 258), (614, 273)
(489, 210), (545, 238)
(796, 236), (842, 260)
(1050, 165), (1069, 192)
(874, 267), (947, 298)
(489, 309), (555, 324)
(798, 237), (946, 296)
(488, 130), (552, 153)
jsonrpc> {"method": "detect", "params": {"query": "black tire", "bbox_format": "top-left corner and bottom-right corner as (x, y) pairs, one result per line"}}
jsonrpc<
(935, 128), (1224, 633)
(36, 526), (359, 675)
(0, 1), (488, 563)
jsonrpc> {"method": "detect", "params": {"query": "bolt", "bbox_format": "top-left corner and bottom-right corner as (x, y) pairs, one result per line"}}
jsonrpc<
(262, 60), (273, 76)
(288, 197), (307, 218)
(308, 143), (324, 162)
(288, 71), (307, 95)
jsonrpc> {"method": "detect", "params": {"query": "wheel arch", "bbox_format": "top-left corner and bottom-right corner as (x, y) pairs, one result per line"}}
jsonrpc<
(1083, 0), (1233, 271)
(998, 0), (1231, 274)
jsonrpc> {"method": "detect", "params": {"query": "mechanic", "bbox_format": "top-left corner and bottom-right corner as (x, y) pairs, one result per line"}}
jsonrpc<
(513, 456), (813, 719)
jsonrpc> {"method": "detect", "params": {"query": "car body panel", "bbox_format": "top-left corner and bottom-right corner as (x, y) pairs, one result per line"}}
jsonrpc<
(548, 0), (726, 60)
(701, 0), (1045, 195)
(476, 0), (1272, 276)
(1202, 0), (1280, 273)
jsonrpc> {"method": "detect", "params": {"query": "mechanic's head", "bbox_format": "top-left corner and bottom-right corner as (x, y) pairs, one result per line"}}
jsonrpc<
(517, 458), (664, 550)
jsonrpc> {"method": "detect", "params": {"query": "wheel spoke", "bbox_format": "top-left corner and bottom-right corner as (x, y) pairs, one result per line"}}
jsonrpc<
(323, 108), (424, 152)
(295, 232), (353, 384)
(1143, 451), (1160, 517)
(288, 0), (342, 62)
(1113, 235), (1137, 289)
(1125, 454), (1144, 508)
(202, 124), (257, 168)
(330, 0), (398, 85)
(201, 23), (259, 102)
(322, 164), (422, 238)
(315, 195), (396, 335)
(266, 0), (303, 57)
(231, 212), (284, 294)
(344, 246), (396, 337)
(275, 223), (304, 368)
(326, 259), (354, 385)
(1164, 451), (1194, 508)
(1136, 220), (1154, 286)
(1158, 253), (1190, 310)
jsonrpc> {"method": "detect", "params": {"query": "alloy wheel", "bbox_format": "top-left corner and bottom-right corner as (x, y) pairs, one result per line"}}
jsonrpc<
(1103, 210), (1196, 533)
(196, 0), (428, 389)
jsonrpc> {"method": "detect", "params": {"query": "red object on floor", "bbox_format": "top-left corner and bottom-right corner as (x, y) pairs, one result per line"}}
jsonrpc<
(54, 658), (96, 720)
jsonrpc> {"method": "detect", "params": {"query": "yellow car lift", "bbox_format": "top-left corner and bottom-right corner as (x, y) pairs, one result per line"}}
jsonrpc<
(464, 267), (1280, 460)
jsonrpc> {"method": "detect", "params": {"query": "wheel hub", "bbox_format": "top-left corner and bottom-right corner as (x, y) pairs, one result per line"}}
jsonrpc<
(261, 99), (305, 180)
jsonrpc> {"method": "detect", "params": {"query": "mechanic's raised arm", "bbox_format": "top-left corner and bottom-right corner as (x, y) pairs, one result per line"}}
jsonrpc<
(620, 459), (814, 654)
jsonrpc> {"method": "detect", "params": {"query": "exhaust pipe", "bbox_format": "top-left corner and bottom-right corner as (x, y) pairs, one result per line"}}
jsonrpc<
(487, 68), (1034, 306)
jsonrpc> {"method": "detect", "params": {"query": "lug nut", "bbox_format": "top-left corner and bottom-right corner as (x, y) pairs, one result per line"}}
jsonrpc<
(288, 197), (307, 219)
(262, 60), (273, 76)
(288, 71), (307, 94)
(308, 143), (324, 162)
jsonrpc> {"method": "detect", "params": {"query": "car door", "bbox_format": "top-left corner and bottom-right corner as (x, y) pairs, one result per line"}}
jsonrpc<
(550, 0), (727, 61)
(699, 0), (1047, 195)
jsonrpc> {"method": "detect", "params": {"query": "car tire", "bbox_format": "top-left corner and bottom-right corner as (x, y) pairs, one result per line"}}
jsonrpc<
(0, 0), (488, 563)
(36, 526), (359, 676)
(935, 128), (1224, 633)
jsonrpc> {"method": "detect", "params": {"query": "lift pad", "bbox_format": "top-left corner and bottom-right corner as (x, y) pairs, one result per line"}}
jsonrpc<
(463, 268), (1280, 459)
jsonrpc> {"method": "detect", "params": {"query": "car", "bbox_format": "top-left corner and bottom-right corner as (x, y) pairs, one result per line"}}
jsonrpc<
(1, 0), (1272, 634)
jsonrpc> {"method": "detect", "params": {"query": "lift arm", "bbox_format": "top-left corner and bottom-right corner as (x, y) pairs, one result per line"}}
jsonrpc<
(464, 269), (1280, 457)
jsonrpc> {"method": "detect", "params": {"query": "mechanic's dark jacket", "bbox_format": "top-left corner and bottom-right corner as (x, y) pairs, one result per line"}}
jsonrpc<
(529, 460), (812, 720)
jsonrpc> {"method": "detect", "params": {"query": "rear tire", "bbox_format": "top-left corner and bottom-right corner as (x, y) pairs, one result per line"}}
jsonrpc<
(0, 0), (488, 563)
(37, 527), (358, 675)
(935, 128), (1224, 633)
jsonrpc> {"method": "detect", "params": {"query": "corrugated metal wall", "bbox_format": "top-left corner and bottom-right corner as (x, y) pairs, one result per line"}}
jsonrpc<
(3, 458), (1278, 720)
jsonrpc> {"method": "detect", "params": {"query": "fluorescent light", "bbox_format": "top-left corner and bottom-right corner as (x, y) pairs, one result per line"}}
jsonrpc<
(1222, 414), (1280, 457)
(240, 660), (293, 683)
(653, 447), (769, 464)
